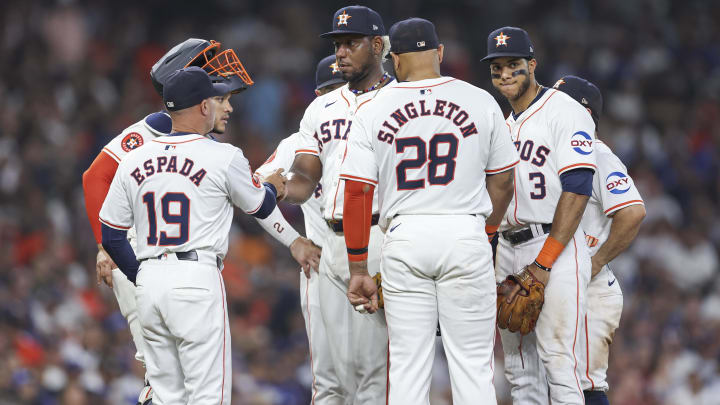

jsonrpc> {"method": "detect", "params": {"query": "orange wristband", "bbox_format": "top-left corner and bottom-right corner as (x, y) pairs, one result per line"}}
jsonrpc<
(485, 224), (499, 235)
(535, 236), (564, 269)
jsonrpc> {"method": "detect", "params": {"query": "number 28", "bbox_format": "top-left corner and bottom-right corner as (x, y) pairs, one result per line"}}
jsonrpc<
(395, 133), (458, 190)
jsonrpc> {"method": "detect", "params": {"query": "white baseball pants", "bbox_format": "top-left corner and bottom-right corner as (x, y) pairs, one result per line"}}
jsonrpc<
(111, 268), (147, 364)
(319, 225), (388, 404)
(496, 227), (591, 405)
(135, 252), (231, 405)
(579, 265), (622, 392)
(300, 268), (346, 405)
(382, 214), (497, 405)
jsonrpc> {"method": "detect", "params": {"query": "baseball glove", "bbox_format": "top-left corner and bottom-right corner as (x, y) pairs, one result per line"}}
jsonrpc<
(496, 265), (545, 335)
(373, 272), (384, 309)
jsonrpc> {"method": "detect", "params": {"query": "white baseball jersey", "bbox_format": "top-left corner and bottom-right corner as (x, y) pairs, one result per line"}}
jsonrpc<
(581, 140), (644, 252)
(339, 77), (519, 220)
(102, 112), (172, 244)
(294, 82), (394, 220)
(100, 133), (266, 260)
(255, 133), (325, 246)
(102, 113), (171, 163)
(503, 88), (597, 229)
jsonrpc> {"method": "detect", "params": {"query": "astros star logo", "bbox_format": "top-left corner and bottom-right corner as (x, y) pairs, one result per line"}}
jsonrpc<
(330, 62), (340, 74)
(495, 32), (510, 47)
(337, 10), (351, 26)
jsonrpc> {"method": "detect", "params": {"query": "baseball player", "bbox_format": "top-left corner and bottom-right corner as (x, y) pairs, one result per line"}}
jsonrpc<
(99, 67), (287, 405)
(483, 27), (597, 404)
(253, 54), (346, 404)
(553, 76), (645, 405)
(282, 6), (393, 403)
(82, 38), (254, 404)
(341, 18), (519, 405)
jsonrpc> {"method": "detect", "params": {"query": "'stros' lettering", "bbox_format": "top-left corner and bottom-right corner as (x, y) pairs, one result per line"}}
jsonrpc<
(514, 140), (550, 199)
(142, 192), (190, 246)
(395, 133), (458, 190)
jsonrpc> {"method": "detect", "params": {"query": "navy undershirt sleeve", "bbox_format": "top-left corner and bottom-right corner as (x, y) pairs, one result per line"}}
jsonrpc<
(560, 168), (594, 196)
(251, 182), (278, 219)
(101, 224), (140, 284)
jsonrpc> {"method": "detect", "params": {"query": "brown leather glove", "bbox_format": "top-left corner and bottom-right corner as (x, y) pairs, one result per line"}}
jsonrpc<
(496, 265), (546, 335)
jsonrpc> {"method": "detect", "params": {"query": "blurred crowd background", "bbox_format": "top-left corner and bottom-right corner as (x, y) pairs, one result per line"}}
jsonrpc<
(1, 0), (719, 404)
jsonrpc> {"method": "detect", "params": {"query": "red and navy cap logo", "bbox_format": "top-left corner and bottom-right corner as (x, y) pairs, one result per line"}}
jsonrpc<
(337, 10), (352, 26)
(121, 132), (144, 152)
(494, 32), (510, 47)
(330, 62), (340, 74)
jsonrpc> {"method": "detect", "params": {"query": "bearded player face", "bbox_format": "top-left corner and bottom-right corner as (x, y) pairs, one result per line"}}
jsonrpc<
(332, 34), (379, 85)
(490, 57), (535, 102)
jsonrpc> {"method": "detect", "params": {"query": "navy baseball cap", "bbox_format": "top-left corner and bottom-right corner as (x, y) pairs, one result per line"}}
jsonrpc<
(162, 66), (231, 111)
(320, 6), (385, 38)
(481, 26), (534, 61)
(553, 75), (603, 127)
(388, 18), (440, 55)
(315, 55), (346, 90)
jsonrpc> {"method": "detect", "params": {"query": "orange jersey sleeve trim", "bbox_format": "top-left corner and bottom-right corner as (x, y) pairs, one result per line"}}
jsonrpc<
(343, 180), (375, 262)
(295, 149), (320, 156)
(102, 147), (122, 163)
(485, 160), (519, 174)
(604, 200), (644, 215)
(83, 151), (120, 243)
(558, 163), (597, 175)
(99, 217), (131, 231)
(339, 173), (379, 185)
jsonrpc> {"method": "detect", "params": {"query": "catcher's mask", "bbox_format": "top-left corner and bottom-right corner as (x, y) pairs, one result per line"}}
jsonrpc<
(151, 39), (253, 96)
(202, 47), (254, 94)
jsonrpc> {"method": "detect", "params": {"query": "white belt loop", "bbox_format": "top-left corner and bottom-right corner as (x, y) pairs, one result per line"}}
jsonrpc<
(529, 224), (536, 238)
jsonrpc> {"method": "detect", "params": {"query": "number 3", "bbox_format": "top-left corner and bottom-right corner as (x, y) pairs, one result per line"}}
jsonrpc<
(529, 172), (546, 199)
(142, 192), (190, 246)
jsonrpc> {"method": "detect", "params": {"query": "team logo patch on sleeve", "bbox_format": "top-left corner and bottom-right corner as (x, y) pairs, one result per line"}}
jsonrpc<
(121, 132), (144, 152)
(570, 131), (593, 155)
(605, 171), (631, 194)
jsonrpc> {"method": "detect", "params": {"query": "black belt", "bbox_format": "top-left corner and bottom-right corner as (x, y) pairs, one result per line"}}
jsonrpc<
(144, 250), (222, 268)
(501, 223), (552, 245)
(326, 214), (380, 233)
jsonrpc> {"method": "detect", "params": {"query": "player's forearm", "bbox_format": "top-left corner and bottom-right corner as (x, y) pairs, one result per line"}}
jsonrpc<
(285, 155), (322, 204)
(254, 205), (301, 247)
(531, 191), (589, 272)
(592, 204), (645, 267)
(486, 170), (514, 227)
(101, 224), (139, 283)
(548, 191), (590, 246)
(284, 171), (317, 204)
(349, 260), (370, 276)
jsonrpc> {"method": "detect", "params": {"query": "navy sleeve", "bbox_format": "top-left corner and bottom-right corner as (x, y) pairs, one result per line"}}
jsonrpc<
(145, 111), (172, 134)
(101, 224), (140, 284)
(560, 168), (594, 196)
(251, 182), (278, 219)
